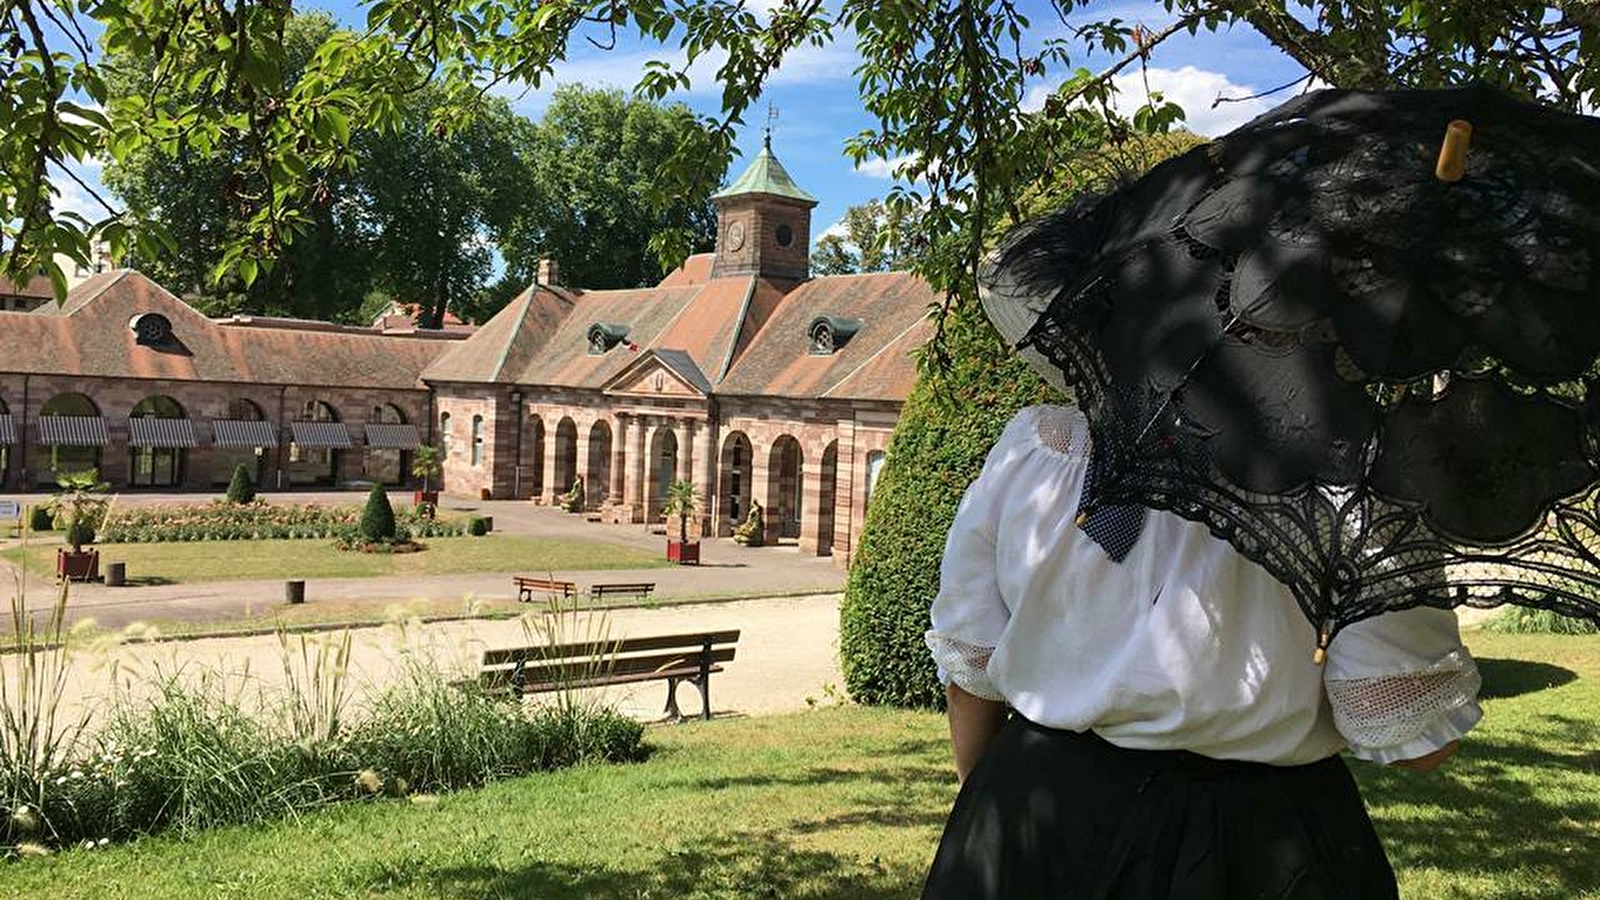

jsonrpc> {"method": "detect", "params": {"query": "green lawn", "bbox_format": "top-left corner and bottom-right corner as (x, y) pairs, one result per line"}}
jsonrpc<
(1, 535), (669, 584)
(1, 631), (1595, 899)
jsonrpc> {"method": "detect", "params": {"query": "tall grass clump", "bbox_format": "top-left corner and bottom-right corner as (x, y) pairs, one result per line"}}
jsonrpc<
(1482, 606), (1600, 635)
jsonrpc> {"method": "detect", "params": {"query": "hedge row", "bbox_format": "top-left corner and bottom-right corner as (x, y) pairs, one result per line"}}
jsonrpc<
(838, 304), (1057, 708)
(97, 500), (462, 543)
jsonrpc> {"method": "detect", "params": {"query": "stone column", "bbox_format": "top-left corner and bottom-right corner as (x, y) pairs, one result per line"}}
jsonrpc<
(675, 419), (694, 485)
(574, 428), (592, 510)
(540, 415), (560, 505)
(798, 448), (825, 556)
(833, 418), (858, 569)
(626, 413), (648, 522)
(694, 418), (716, 538)
(610, 415), (629, 507)
(750, 438), (775, 544)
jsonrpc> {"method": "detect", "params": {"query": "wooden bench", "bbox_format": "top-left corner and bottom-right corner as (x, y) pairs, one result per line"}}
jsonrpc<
(590, 582), (655, 602)
(514, 575), (578, 603)
(478, 629), (740, 721)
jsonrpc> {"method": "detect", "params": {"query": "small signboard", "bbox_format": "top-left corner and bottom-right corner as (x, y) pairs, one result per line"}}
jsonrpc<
(0, 500), (19, 520)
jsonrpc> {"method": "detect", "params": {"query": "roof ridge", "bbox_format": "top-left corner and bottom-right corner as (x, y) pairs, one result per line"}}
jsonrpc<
(489, 289), (540, 382)
(819, 316), (929, 400)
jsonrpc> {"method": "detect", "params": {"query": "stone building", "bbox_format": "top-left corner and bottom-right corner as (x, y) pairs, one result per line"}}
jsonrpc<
(0, 271), (459, 492)
(425, 141), (934, 567)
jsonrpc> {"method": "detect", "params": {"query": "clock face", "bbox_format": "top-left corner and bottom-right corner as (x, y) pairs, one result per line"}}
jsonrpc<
(726, 221), (747, 252)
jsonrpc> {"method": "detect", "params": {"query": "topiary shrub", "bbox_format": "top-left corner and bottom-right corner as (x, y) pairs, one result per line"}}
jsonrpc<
(466, 515), (489, 536)
(225, 464), (257, 504)
(28, 504), (54, 533)
(839, 303), (1057, 709)
(359, 484), (397, 543)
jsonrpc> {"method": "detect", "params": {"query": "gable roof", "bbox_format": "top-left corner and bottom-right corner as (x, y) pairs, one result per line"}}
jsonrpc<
(0, 270), (453, 390)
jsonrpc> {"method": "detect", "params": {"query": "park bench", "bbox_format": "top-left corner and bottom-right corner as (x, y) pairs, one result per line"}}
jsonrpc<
(514, 575), (579, 603)
(590, 581), (655, 602)
(477, 629), (740, 721)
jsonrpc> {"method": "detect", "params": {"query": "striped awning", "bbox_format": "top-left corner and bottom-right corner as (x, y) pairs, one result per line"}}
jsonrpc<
(0, 414), (14, 446)
(37, 415), (109, 447)
(364, 423), (422, 450)
(290, 421), (353, 449)
(127, 417), (198, 448)
(212, 419), (280, 448)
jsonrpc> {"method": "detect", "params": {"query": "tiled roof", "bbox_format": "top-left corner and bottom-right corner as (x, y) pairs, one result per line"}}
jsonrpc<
(713, 142), (818, 205)
(718, 270), (934, 401)
(653, 350), (714, 395)
(657, 253), (716, 287)
(421, 284), (575, 383)
(0, 274), (55, 299)
(0, 270), (451, 390)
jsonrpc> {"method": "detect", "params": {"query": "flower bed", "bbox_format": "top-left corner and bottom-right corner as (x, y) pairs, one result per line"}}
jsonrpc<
(99, 500), (465, 543)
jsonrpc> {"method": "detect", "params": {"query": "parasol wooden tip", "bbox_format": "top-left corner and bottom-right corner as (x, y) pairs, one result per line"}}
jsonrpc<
(1312, 646), (1328, 666)
(1435, 120), (1473, 183)
(1075, 511), (1090, 527)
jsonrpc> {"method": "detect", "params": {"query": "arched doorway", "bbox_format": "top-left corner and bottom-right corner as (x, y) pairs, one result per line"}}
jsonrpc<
(212, 398), (270, 488)
(128, 395), (190, 488)
(527, 417), (545, 498)
(553, 418), (579, 497)
(718, 432), (752, 533)
(586, 420), (612, 509)
(647, 427), (678, 524)
(37, 392), (103, 485)
(768, 436), (803, 541)
(817, 441), (839, 556)
(362, 403), (410, 486)
(290, 400), (344, 487)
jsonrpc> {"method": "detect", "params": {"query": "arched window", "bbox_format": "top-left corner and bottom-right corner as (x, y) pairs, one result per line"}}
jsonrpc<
(865, 450), (887, 507)
(440, 412), (453, 459)
(471, 415), (485, 467)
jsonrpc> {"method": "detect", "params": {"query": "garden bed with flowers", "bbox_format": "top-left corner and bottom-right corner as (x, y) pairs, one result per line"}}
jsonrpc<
(98, 501), (465, 544)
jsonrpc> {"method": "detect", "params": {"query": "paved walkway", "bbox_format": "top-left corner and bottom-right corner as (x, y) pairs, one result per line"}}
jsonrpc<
(0, 493), (847, 632)
(25, 593), (847, 726)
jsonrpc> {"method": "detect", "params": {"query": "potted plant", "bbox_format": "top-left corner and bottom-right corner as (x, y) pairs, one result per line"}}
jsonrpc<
(411, 445), (442, 509)
(661, 479), (701, 565)
(51, 469), (110, 582)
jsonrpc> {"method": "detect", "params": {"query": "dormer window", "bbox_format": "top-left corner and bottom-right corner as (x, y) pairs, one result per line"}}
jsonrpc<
(588, 323), (630, 355)
(808, 315), (862, 355)
(129, 312), (175, 347)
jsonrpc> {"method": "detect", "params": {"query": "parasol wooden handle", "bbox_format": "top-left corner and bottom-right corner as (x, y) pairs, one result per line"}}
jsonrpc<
(1435, 120), (1473, 183)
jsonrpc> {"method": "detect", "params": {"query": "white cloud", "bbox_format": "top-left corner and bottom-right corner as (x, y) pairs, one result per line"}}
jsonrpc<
(855, 153), (917, 180)
(818, 217), (850, 241)
(1109, 66), (1275, 136)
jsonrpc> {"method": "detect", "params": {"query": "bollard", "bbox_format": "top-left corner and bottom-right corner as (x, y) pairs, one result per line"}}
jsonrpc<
(285, 580), (306, 604)
(105, 562), (126, 587)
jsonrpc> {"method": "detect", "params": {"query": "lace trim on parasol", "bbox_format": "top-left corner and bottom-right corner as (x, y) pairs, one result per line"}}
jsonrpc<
(1326, 650), (1482, 756)
(925, 630), (1004, 701)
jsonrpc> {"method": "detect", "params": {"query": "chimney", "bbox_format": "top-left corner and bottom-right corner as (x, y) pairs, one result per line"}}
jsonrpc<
(536, 258), (560, 286)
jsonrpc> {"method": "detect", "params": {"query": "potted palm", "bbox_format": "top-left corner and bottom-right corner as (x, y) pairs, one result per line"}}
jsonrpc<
(661, 479), (701, 565)
(51, 469), (109, 582)
(411, 445), (442, 510)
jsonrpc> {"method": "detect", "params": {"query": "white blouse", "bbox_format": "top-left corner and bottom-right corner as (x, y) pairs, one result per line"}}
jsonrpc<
(926, 405), (1482, 766)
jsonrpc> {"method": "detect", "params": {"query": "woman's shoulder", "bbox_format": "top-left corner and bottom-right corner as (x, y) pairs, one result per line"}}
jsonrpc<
(1003, 404), (1090, 458)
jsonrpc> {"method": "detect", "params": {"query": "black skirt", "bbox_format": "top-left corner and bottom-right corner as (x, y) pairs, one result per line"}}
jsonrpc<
(921, 716), (1398, 900)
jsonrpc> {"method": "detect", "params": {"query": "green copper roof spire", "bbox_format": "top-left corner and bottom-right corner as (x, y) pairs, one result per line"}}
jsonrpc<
(713, 141), (818, 205)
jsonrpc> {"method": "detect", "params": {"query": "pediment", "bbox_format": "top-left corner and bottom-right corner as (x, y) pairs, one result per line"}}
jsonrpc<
(601, 351), (710, 399)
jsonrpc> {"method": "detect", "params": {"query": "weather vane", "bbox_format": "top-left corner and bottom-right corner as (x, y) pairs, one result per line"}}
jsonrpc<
(765, 103), (779, 149)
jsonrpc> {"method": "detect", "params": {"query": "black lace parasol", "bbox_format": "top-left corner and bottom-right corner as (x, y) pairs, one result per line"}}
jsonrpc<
(981, 84), (1600, 657)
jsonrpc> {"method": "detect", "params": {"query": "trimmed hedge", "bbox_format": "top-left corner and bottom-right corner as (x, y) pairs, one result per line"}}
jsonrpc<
(839, 304), (1057, 708)
(360, 483), (398, 543)
(225, 464), (257, 504)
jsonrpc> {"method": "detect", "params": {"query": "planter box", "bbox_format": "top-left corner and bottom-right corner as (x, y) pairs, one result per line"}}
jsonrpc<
(667, 540), (700, 565)
(57, 548), (100, 582)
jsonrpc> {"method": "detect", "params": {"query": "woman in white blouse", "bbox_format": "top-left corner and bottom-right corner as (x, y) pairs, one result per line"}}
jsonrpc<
(921, 403), (1482, 900)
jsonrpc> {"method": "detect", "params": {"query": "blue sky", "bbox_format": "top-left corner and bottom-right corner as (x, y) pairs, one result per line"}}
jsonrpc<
(58, 1), (1313, 251)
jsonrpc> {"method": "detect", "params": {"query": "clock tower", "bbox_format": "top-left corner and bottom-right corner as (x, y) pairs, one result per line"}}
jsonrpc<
(710, 136), (818, 281)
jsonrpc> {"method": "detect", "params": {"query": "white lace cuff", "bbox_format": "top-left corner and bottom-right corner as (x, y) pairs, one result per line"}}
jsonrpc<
(1327, 650), (1483, 763)
(925, 630), (1003, 702)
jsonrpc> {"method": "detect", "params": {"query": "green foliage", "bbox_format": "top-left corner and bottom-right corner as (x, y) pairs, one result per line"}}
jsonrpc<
(660, 480), (700, 544)
(840, 303), (1057, 708)
(26, 506), (54, 533)
(466, 516), (489, 537)
(359, 485), (397, 544)
(1482, 607), (1600, 635)
(225, 465), (257, 505)
(409, 445), (442, 491)
(811, 198), (924, 277)
(48, 470), (109, 552)
(96, 500), (461, 543)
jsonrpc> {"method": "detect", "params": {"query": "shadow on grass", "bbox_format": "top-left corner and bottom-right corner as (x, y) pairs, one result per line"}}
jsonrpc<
(1356, 721), (1600, 894)
(351, 831), (922, 900)
(1475, 657), (1578, 699)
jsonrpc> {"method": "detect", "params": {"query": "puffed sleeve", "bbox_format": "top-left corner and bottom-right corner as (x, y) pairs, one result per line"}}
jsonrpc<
(1323, 605), (1483, 764)
(924, 411), (1039, 702)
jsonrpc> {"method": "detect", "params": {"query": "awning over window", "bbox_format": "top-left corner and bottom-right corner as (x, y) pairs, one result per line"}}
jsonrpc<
(363, 423), (422, 450)
(211, 419), (280, 448)
(127, 417), (198, 448)
(0, 414), (14, 446)
(37, 415), (108, 447)
(290, 421), (353, 449)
